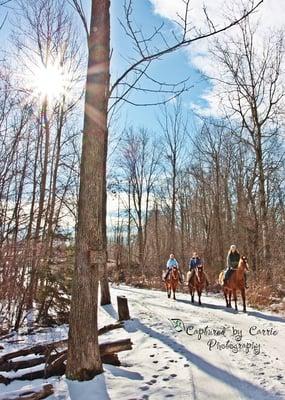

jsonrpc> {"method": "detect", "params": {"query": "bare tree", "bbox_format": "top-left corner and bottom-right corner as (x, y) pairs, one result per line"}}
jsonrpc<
(66, 0), (264, 380)
(210, 20), (285, 268)
(157, 100), (187, 253)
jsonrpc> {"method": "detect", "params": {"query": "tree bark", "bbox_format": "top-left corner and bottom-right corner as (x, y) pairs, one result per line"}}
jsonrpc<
(66, 0), (110, 381)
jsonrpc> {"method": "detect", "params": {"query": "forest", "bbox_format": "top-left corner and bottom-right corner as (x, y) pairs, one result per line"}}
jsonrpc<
(0, 0), (284, 398)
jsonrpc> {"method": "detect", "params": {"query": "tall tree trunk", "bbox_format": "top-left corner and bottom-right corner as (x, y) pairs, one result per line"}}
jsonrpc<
(66, 0), (110, 380)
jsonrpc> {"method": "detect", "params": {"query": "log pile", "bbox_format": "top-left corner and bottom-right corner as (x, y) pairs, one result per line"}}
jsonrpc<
(0, 321), (133, 398)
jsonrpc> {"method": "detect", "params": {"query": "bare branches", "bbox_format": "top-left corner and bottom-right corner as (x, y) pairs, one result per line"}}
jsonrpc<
(67, 0), (88, 38)
(110, 0), (263, 98)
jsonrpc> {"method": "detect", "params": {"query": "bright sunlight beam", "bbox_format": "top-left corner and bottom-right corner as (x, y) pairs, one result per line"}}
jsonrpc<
(24, 59), (71, 104)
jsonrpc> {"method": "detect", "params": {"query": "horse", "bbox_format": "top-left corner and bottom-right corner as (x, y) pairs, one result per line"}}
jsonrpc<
(219, 256), (249, 312)
(165, 266), (179, 300)
(188, 265), (207, 305)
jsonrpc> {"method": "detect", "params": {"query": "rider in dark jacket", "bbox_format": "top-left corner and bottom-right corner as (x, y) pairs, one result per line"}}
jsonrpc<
(224, 245), (240, 282)
(188, 252), (209, 286)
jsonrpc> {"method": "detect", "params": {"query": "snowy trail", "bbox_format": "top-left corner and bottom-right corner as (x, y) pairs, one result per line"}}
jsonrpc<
(0, 285), (284, 399)
(99, 285), (285, 400)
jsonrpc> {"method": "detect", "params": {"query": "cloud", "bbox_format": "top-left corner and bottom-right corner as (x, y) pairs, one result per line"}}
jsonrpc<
(149, 0), (285, 116)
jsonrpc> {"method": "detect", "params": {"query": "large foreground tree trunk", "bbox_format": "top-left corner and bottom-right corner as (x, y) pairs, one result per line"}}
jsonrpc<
(66, 0), (110, 380)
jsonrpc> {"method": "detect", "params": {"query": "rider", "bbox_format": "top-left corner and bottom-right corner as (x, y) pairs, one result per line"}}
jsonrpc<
(164, 253), (182, 283)
(224, 245), (246, 285)
(188, 252), (209, 287)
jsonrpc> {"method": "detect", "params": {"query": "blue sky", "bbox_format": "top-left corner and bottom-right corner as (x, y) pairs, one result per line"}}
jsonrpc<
(108, 0), (208, 133)
(0, 0), (207, 135)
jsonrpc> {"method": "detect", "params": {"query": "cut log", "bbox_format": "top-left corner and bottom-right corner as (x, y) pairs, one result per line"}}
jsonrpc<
(99, 338), (133, 356)
(0, 355), (48, 372)
(45, 351), (67, 376)
(98, 321), (124, 335)
(0, 383), (53, 400)
(0, 350), (67, 384)
(117, 296), (130, 321)
(101, 353), (120, 366)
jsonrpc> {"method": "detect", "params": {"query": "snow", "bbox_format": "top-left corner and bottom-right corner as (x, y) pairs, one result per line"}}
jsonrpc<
(0, 285), (284, 399)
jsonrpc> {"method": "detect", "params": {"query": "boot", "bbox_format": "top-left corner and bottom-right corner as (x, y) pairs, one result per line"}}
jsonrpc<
(163, 269), (170, 281)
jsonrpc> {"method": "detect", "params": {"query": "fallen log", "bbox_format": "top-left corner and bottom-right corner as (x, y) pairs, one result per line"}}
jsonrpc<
(0, 383), (53, 400)
(0, 352), (60, 372)
(0, 339), (133, 383)
(0, 340), (67, 364)
(98, 321), (124, 335)
(0, 322), (124, 365)
(101, 353), (120, 366)
(0, 332), (16, 341)
(99, 338), (133, 356)
(0, 350), (67, 384)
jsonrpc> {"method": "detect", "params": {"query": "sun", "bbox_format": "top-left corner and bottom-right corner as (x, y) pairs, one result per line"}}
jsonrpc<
(35, 64), (66, 101)
(22, 57), (71, 104)
(32, 62), (70, 103)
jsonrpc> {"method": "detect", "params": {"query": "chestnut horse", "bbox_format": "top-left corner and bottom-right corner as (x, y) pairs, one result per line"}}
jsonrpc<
(219, 256), (249, 312)
(165, 267), (179, 300)
(188, 265), (207, 305)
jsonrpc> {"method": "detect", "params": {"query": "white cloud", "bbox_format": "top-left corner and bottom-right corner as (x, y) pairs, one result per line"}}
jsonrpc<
(149, 0), (285, 116)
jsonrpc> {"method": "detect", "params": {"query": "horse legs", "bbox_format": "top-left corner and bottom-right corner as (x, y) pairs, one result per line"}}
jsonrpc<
(223, 289), (229, 307)
(241, 288), (246, 312)
(233, 289), (238, 311)
(173, 288), (176, 300)
(190, 288), (194, 303)
(189, 284), (194, 303)
(198, 289), (202, 305)
(167, 285), (171, 298)
(228, 291), (232, 308)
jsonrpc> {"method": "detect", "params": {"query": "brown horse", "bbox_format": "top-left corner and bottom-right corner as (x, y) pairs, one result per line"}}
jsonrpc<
(188, 265), (207, 305)
(165, 267), (179, 300)
(219, 256), (249, 312)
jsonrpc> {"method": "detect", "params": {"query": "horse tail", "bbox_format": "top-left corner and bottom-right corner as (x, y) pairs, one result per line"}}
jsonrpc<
(218, 271), (224, 286)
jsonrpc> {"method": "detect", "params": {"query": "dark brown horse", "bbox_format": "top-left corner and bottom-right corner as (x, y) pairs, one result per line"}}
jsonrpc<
(219, 256), (249, 312)
(188, 265), (207, 305)
(165, 267), (179, 300)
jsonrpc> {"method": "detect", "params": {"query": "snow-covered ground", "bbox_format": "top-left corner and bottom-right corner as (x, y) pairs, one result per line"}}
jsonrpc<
(1, 285), (284, 399)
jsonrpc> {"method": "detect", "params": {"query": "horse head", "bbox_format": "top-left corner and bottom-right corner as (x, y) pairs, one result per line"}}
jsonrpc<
(240, 256), (249, 271)
(171, 266), (179, 279)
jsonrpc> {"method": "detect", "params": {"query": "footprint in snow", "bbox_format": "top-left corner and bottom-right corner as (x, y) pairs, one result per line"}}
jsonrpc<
(139, 385), (150, 391)
(152, 375), (159, 378)
(145, 380), (156, 385)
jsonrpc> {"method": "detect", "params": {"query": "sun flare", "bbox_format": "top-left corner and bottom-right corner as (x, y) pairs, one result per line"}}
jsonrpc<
(23, 59), (71, 104)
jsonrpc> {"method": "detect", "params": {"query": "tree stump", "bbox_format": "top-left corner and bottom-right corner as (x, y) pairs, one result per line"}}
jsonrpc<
(117, 296), (130, 321)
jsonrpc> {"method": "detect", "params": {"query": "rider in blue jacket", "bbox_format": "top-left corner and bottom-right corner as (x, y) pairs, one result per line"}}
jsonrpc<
(164, 254), (182, 282)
